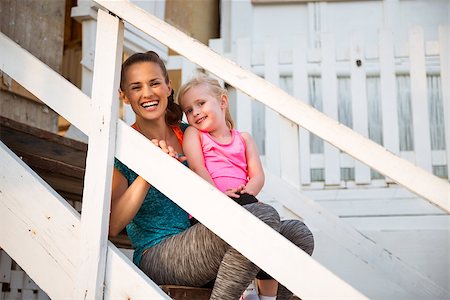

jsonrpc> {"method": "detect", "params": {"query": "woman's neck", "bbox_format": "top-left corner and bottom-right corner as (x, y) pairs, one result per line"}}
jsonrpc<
(135, 118), (172, 141)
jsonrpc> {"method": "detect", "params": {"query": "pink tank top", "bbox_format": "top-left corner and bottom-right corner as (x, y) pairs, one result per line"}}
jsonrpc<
(200, 130), (248, 192)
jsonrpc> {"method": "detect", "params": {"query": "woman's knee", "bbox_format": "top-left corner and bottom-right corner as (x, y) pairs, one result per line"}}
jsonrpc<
(244, 202), (280, 231)
(280, 219), (314, 255)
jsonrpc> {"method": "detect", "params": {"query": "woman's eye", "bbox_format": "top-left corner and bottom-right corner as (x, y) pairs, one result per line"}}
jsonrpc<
(131, 86), (140, 90)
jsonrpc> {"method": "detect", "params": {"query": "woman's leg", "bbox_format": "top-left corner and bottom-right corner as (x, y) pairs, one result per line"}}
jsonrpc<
(140, 202), (281, 300)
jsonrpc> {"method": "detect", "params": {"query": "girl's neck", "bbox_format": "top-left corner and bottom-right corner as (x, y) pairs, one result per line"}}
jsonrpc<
(135, 117), (172, 141)
(208, 124), (232, 141)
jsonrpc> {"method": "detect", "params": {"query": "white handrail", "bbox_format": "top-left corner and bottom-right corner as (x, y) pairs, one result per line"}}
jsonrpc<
(94, 0), (450, 213)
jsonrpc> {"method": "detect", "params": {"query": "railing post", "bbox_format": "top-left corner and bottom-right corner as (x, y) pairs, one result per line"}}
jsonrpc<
(438, 25), (450, 180)
(75, 9), (124, 299)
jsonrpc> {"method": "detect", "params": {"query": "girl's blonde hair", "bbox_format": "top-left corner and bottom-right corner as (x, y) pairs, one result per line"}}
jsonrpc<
(177, 73), (234, 130)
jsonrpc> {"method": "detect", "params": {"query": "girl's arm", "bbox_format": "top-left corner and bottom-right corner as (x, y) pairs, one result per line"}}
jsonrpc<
(182, 126), (216, 186)
(241, 132), (265, 196)
(109, 168), (150, 236)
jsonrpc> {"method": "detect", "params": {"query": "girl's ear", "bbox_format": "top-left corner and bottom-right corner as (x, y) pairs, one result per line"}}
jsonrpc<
(119, 90), (130, 104)
(220, 94), (229, 109)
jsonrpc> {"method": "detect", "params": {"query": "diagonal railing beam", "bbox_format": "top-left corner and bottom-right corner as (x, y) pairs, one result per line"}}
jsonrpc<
(94, 0), (450, 213)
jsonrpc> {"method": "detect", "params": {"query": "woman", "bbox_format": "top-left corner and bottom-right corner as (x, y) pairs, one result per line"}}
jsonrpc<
(109, 51), (314, 300)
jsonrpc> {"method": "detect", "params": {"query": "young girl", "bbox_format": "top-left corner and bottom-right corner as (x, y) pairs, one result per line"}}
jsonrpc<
(178, 74), (314, 300)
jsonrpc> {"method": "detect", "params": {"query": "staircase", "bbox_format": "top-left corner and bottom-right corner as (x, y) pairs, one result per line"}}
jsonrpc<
(0, 1), (449, 299)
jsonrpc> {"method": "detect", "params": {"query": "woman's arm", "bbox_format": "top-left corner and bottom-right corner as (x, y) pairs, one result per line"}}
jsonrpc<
(182, 126), (216, 186)
(109, 168), (150, 236)
(240, 132), (265, 196)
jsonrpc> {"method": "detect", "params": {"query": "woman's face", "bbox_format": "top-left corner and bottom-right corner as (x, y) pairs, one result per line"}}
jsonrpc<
(121, 62), (171, 122)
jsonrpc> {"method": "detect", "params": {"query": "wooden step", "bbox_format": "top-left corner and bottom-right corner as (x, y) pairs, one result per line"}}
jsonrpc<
(160, 285), (212, 300)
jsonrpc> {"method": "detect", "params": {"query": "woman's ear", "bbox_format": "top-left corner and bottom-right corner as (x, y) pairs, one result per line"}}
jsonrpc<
(119, 90), (130, 104)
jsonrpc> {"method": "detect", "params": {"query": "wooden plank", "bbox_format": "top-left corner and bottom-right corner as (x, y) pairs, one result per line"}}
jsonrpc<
(438, 26), (450, 180)
(293, 35), (311, 185)
(409, 27), (432, 172)
(93, 1), (450, 210)
(235, 38), (253, 133)
(0, 32), (91, 135)
(75, 10), (123, 300)
(0, 142), (80, 299)
(350, 32), (371, 184)
(0, 141), (169, 299)
(160, 285), (211, 300)
(264, 37), (281, 176)
(262, 170), (449, 299)
(321, 32), (341, 185)
(115, 120), (367, 299)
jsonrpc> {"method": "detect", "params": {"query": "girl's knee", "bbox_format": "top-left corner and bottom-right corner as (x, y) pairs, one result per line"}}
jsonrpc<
(244, 202), (280, 230)
(280, 220), (314, 256)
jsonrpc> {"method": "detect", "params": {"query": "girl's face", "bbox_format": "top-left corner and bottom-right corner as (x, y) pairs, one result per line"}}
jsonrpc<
(180, 84), (228, 133)
(120, 62), (171, 122)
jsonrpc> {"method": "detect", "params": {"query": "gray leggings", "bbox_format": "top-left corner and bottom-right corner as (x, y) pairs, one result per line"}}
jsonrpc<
(140, 202), (314, 300)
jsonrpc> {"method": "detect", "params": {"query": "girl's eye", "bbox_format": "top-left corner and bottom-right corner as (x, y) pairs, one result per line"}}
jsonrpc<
(185, 108), (193, 115)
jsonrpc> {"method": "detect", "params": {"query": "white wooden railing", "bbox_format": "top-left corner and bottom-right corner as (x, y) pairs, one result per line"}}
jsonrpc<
(183, 27), (450, 189)
(0, 1), (449, 299)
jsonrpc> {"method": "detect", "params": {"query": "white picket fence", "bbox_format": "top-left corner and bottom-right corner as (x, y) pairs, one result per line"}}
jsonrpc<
(178, 26), (450, 189)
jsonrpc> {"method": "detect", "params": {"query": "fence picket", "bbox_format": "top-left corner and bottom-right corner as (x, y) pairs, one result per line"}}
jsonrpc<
(264, 37), (281, 176)
(409, 27), (433, 172)
(379, 28), (400, 183)
(293, 36), (311, 185)
(438, 26), (450, 179)
(235, 38), (253, 134)
(321, 32), (341, 184)
(350, 32), (371, 184)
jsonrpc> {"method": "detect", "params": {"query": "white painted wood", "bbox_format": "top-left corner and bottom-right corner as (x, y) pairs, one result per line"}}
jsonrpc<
(104, 245), (170, 299)
(409, 27), (433, 172)
(76, 10), (123, 300)
(262, 170), (449, 299)
(321, 32), (341, 185)
(0, 142), (80, 299)
(350, 32), (371, 184)
(293, 35), (311, 185)
(181, 57), (197, 84)
(208, 38), (225, 87)
(0, 141), (173, 298)
(439, 26), (450, 179)
(264, 37), (281, 176)
(0, 32), (91, 135)
(93, 1), (450, 209)
(379, 28), (400, 183)
(280, 117), (301, 189)
(115, 120), (366, 299)
(235, 38), (253, 133)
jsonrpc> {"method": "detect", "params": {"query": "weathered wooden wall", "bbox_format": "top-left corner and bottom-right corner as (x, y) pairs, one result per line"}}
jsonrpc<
(0, 0), (66, 132)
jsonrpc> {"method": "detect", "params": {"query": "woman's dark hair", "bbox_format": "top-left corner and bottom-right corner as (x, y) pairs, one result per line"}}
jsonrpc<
(120, 51), (183, 126)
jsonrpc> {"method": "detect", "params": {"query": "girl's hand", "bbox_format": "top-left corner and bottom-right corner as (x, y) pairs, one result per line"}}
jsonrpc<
(225, 185), (245, 198)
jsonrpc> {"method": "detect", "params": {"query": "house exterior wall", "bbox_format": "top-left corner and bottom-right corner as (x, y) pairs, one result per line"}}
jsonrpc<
(0, 0), (66, 133)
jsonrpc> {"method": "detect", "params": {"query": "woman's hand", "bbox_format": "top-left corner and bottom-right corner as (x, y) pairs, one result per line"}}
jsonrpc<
(151, 139), (186, 162)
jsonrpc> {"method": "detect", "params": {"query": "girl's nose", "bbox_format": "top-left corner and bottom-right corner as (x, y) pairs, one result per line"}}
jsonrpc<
(193, 107), (200, 116)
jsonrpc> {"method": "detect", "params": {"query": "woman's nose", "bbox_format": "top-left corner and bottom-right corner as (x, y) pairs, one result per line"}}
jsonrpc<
(142, 84), (153, 97)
